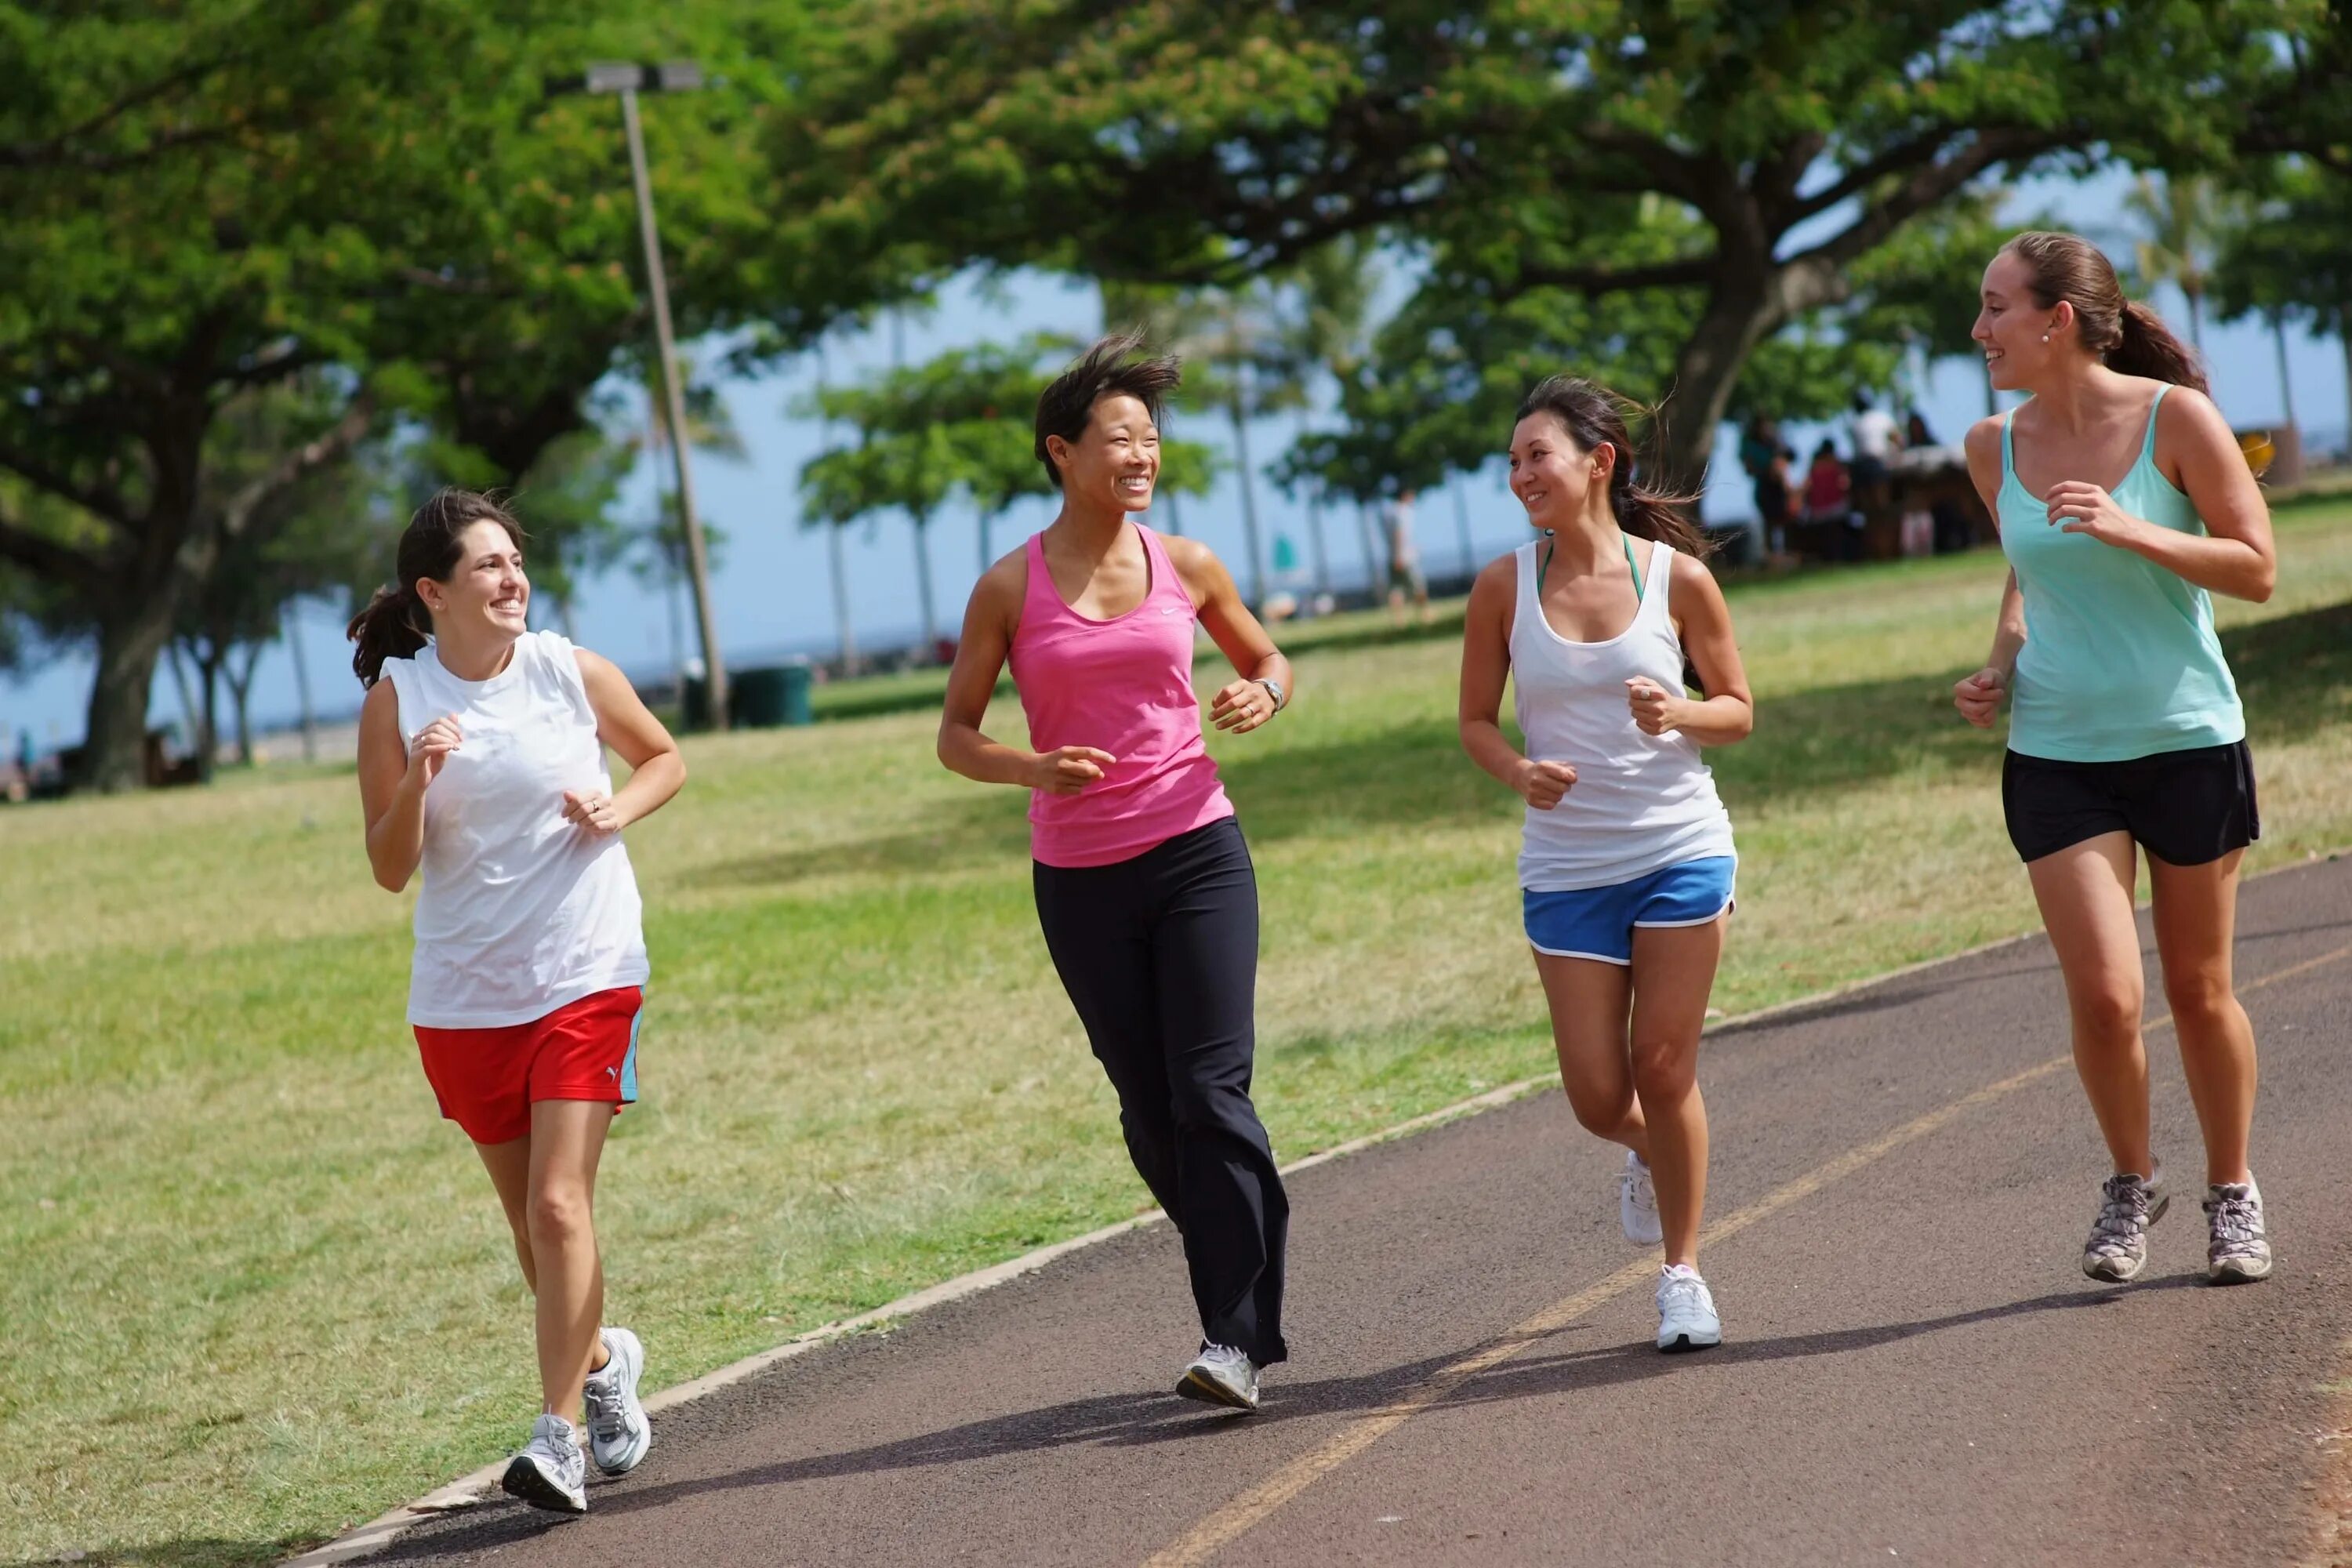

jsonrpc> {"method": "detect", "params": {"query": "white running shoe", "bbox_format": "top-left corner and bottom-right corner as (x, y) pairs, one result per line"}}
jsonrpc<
(2204, 1179), (2272, 1284)
(502, 1412), (587, 1515)
(1618, 1149), (1663, 1247)
(583, 1326), (653, 1476)
(2082, 1164), (2169, 1283)
(1177, 1342), (1261, 1411)
(1655, 1265), (1721, 1352)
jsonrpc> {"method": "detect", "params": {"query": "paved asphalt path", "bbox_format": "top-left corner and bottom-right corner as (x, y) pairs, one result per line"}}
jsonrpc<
(375, 856), (2352, 1567)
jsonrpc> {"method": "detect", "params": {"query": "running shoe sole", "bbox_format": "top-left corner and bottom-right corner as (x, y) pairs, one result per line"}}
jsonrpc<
(501, 1454), (586, 1515)
(1657, 1328), (1721, 1353)
(1176, 1369), (1258, 1412)
(2208, 1254), (2272, 1285)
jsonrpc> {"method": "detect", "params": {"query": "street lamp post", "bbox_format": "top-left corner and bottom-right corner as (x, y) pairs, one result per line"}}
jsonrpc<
(585, 60), (728, 728)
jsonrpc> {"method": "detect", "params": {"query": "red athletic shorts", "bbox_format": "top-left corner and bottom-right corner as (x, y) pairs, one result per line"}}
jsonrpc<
(412, 987), (644, 1145)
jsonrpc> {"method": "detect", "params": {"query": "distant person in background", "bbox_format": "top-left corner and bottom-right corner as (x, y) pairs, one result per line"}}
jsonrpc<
(1460, 376), (1755, 1354)
(1850, 391), (1902, 505)
(1953, 229), (2276, 1288)
(938, 334), (1294, 1412)
(1907, 408), (1940, 451)
(1803, 441), (1849, 521)
(1387, 488), (1432, 625)
(1754, 445), (1795, 559)
(349, 489), (684, 1515)
(1737, 413), (1782, 485)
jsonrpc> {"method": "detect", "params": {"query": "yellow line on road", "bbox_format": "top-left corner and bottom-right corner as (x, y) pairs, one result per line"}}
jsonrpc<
(1147, 941), (2352, 1567)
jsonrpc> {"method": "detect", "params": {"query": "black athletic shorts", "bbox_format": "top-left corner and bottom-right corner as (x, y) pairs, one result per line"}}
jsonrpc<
(2001, 741), (2259, 866)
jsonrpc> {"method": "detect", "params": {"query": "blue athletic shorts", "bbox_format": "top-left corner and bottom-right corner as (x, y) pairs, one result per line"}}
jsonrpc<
(1523, 856), (1737, 965)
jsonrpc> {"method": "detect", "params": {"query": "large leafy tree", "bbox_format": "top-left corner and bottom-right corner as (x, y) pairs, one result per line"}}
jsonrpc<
(0, 2), (811, 789)
(767, 0), (2336, 495)
(2214, 162), (2352, 438)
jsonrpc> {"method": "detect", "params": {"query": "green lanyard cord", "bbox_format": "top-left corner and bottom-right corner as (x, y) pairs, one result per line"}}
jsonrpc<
(1537, 532), (1643, 604)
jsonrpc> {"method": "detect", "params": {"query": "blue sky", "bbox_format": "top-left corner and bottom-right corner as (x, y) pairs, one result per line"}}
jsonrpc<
(5, 169), (2347, 751)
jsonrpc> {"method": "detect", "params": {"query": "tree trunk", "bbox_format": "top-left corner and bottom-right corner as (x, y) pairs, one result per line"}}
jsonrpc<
(1228, 395), (1265, 605)
(285, 601), (318, 763)
(826, 521), (857, 674)
(912, 516), (938, 655)
(227, 642), (263, 766)
(1653, 274), (1785, 499)
(1160, 489), (1185, 536)
(196, 643), (225, 782)
(79, 593), (179, 792)
(1354, 501), (1381, 595)
(1295, 413), (1330, 594)
(1451, 481), (1477, 578)
(979, 510), (994, 574)
(2272, 314), (2297, 430)
(2187, 289), (2205, 355)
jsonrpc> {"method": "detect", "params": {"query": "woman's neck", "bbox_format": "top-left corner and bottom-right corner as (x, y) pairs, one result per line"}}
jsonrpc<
(434, 628), (520, 682)
(2022, 361), (2134, 437)
(1543, 503), (1625, 572)
(1047, 496), (1131, 556)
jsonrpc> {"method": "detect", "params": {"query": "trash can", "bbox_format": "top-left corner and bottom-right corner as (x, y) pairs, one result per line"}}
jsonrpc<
(730, 662), (814, 728)
(681, 673), (712, 732)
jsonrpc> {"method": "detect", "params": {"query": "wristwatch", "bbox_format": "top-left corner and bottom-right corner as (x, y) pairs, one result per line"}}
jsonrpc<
(1256, 677), (1286, 713)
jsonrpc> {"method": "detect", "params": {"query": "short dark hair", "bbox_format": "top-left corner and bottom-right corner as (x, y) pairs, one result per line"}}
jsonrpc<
(1034, 331), (1182, 489)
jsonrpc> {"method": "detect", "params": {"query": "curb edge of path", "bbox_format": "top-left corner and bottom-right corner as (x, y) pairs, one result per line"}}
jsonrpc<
(281, 848), (2346, 1566)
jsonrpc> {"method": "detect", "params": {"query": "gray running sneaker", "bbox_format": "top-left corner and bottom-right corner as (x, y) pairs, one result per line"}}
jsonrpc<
(1177, 1343), (1260, 1412)
(1618, 1149), (1664, 1247)
(502, 1412), (587, 1515)
(2082, 1167), (2169, 1283)
(583, 1326), (652, 1476)
(2203, 1180), (2272, 1284)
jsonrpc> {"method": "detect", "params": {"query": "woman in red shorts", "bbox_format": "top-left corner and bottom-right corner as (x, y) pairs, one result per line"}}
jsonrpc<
(349, 489), (685, 1515)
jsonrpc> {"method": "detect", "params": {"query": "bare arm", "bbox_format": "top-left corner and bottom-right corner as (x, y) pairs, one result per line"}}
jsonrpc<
(560, 648), (685, 836)
(356, 679), (458, 892)
(1168, 535), (1294, 734)
(2039, 387), (2274, 602)
(1457, 554), (1575, 808)
(936, 555), (1112, 794)
(1955, 416), (2025, 728)
(1631, 555), (1752, 745)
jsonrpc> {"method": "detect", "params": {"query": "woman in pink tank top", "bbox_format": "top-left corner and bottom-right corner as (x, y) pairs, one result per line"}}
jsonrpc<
(939, 333), (1296, 1412)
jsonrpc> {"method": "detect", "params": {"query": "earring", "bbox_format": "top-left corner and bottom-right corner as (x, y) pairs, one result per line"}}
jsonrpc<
(2040, 333), (2050, 343)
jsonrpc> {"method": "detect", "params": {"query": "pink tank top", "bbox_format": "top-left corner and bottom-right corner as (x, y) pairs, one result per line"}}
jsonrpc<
(1008, 524), (1235, 868)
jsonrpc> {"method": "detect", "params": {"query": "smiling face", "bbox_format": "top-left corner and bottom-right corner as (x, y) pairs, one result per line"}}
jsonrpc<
(1508, 410), (1613, 532)
(1973, 249), (2071, 393)
(416, 520), (528, 641)
(1052, 392), (1160, 514)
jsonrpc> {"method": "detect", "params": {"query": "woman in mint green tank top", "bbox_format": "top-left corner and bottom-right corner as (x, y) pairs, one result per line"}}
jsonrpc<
(1953, 231), (2278, 1288)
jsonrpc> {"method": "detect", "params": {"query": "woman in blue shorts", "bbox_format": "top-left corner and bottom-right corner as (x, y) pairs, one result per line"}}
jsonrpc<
(1460, 376), (1755, 1352)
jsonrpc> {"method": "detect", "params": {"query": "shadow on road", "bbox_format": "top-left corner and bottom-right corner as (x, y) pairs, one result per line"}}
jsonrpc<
(374, 1276), (2200, 1559)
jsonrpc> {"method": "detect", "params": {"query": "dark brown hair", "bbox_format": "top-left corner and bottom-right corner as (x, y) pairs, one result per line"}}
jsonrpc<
(1513, 376), (1710, 556)
(346, 488), (526, 686)
(1999, 230), (2209, 393)
(1033, 330), (1183, 489)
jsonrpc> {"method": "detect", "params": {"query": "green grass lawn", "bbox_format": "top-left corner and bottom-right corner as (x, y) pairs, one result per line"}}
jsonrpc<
(7, 501), (2351, 1565)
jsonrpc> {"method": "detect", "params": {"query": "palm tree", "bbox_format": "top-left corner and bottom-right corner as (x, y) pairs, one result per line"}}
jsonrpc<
(1279, 238), (1384, 598)
(2125, 173), (2232, 354)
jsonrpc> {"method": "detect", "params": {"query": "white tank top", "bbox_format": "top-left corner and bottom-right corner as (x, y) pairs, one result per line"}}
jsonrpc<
(383, 630), (648, 1027)
(1509, 538), (1737, 891)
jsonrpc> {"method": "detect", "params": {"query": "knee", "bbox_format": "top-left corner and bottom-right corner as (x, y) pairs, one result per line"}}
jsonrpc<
(2072, 987), (2143, 1045)
(1629, 1040), (1696, 1107)
(1563, 1080), (1634, 1137)
(1168, 1073), (1258, 1140)
(528, 1184), (593, 1245)
(2162, 966), (2238, 1032)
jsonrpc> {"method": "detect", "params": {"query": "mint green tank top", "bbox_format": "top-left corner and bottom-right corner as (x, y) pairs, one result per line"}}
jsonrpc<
(1998, 385), (2243, 762)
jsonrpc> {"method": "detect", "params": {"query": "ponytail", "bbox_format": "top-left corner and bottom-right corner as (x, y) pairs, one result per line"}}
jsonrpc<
(345, 488), (526, 687)
(1517, 375), (1712, 557)
(2109, 299), (2209, 394)
(347, 585), (431, 686)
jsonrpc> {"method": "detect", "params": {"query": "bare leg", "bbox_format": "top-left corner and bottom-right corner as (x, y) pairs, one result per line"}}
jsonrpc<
(1532, 949), (1646, 1160)
(475, 1136), (537, 1292)
(525, 1100), (615, 1424)
(1628, 916), (1725, 1270)
(2148, 848), (2256, 1187)
(2026, 833), (2153, 1178)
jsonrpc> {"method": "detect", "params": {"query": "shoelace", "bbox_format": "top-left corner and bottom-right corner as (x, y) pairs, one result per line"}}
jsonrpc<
(2089, 1179), (2152, 1254)
(1659, 1274), (1708, 1315)
(2207, 1194), (2262, 1252)
(583, 1379), (625, 1441)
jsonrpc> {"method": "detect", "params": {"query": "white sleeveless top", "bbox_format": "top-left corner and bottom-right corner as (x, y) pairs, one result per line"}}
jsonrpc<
(382, 630), (648, 1027)
(1509, 538), (1737, 891)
